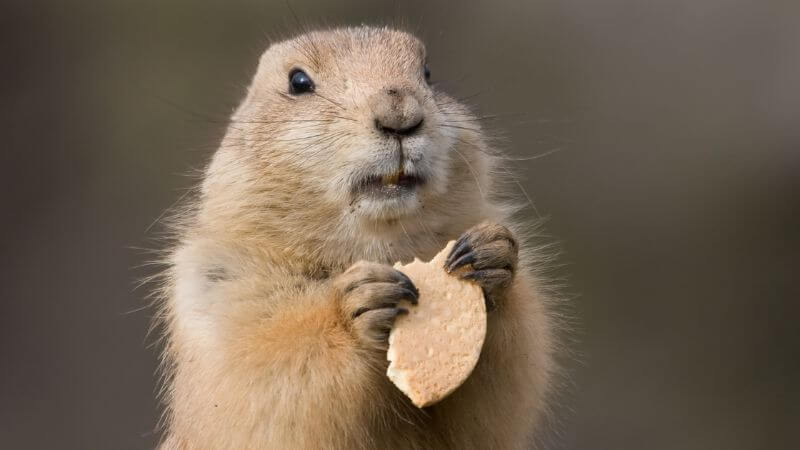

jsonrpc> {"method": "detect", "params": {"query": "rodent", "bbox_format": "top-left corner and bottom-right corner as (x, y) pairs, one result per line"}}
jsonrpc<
(156, 26), (559, 449)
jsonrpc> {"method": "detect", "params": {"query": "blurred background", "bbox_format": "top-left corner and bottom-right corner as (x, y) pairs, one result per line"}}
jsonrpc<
(2, 0), (798, 448)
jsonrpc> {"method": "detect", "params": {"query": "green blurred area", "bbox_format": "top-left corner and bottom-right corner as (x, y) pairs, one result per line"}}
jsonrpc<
(1, 0), (798, 448)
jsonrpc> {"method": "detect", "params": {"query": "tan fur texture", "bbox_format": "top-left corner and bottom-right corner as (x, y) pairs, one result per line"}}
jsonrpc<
(156, 26), (560, 449)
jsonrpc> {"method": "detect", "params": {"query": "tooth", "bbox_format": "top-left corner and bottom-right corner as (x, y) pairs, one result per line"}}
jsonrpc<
(383, 172), (401, 185)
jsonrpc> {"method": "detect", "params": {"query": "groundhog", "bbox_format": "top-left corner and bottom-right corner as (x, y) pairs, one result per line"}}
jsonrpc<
(155, 26), (559, 449)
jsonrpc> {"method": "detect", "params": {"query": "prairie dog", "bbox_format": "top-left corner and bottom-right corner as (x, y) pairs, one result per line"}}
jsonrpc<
(157, 26), (558, 449)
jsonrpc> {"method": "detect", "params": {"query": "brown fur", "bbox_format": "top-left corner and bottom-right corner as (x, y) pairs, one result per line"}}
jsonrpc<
(156, 26), (560, 449)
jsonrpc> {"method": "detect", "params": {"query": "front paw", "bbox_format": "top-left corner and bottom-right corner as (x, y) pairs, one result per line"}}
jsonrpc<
(444, 222), (518, 311)
(333, 261), (419, 348)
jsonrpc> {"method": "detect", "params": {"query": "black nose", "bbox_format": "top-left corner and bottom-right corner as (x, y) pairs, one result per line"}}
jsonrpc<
(375, 117), (424, 137)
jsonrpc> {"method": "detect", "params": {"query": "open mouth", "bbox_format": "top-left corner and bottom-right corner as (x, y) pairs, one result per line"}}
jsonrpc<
(352, 171), (425, 198)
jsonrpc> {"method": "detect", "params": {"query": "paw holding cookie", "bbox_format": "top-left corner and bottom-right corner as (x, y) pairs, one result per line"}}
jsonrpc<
(333, 261), (419, 350)
(387, 222), (517, 408)
(445, 222), (519, 312)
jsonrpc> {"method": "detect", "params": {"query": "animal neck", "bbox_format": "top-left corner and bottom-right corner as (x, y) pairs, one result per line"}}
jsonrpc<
(196, 185), (487, 276)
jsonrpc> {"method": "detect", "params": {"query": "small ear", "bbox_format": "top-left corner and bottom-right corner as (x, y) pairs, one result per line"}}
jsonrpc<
(203, 265), (229, 283)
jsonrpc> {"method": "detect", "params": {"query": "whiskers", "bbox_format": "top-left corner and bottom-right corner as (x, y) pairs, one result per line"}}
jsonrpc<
(313, 91), (348, 112)
(433, 100), (567, 220)
(451, 145), (486, 199)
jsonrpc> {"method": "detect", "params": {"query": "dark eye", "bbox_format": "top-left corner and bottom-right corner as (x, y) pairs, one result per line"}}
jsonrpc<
(423, 63), (431, 83)
(289, 69), (314, 95)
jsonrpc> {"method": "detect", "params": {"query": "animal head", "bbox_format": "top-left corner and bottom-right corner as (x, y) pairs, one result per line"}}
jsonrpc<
(203, 26), (498, 260)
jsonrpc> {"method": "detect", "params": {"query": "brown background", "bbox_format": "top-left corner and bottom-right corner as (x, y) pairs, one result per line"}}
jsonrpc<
(1, 0), (797, 448)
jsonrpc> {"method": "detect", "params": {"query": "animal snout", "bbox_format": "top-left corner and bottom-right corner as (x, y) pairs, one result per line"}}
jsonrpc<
(370, 87), (424, 137)
(376, 116), (423, 137)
